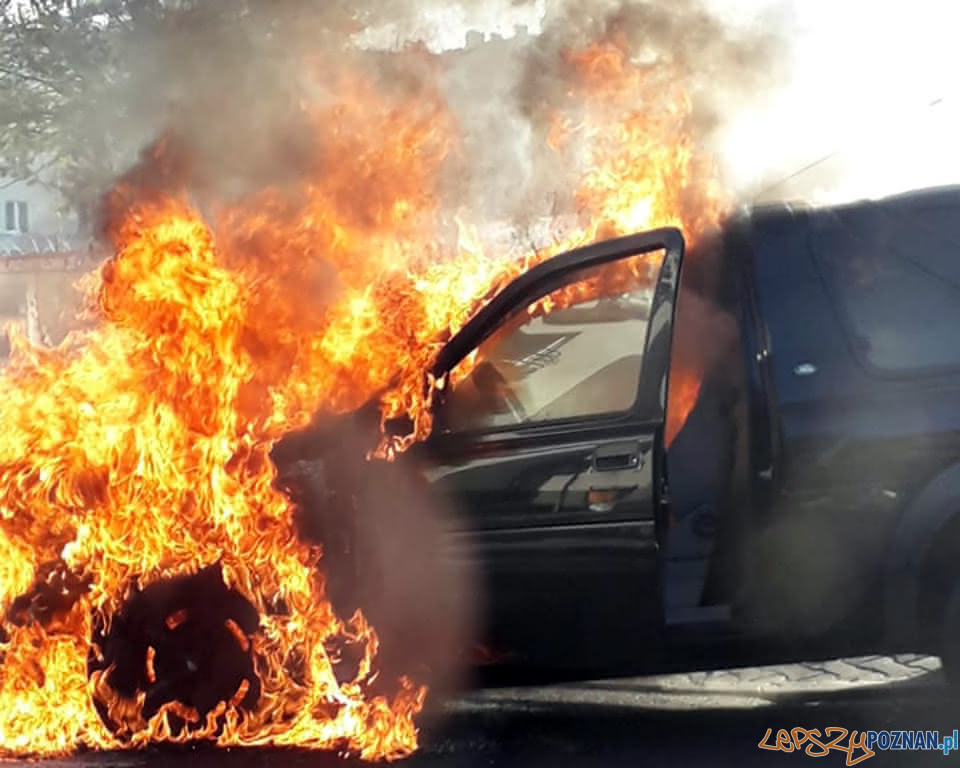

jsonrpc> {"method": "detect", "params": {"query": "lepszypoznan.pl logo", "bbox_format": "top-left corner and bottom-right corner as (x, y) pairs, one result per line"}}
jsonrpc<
(758, 727), (959, 765)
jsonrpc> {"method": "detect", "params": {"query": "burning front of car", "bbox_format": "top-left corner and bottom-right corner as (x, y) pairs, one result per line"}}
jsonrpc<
(0, 0), (765, 761)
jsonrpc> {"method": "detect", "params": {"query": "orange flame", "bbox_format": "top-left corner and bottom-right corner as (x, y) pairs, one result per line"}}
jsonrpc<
(0, 40), (725, 759)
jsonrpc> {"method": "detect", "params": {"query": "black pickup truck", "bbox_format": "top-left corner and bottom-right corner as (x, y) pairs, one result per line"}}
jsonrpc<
(274, 184), (960, 690)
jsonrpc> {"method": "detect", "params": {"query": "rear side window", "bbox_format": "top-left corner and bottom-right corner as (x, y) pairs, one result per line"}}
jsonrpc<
(811, 202), (960, 373)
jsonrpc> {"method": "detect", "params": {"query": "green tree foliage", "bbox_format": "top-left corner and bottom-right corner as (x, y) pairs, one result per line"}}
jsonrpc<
(1, 2), (172, 222)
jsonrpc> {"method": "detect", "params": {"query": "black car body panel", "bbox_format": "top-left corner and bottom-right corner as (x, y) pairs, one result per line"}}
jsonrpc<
(274, 187), (960, 680)
(416, 229), (683, 670)
(725, 188), (960, 647)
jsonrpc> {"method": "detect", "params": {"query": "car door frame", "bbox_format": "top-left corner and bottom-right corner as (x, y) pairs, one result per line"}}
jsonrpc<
(420, 227), (685, 674)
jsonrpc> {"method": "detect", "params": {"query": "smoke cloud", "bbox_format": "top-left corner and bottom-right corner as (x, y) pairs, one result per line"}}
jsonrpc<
(101, 0), (788, 230)
(517, 0), (781, 126)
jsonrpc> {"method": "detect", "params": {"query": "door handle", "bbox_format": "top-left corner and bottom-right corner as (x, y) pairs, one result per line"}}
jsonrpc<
(592, 441), (643, 472)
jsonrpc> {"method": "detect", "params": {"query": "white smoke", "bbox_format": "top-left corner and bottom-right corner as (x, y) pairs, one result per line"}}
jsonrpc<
(363, 0), (960, 207)
(717, 0), (960, 204)
(105, 0), (786, 242)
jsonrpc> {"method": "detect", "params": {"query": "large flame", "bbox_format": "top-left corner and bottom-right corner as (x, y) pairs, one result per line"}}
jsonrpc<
(0, 41), (724, 759)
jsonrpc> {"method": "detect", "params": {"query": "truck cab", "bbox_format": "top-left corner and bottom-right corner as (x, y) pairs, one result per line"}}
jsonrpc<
(277, 186), (960, 685)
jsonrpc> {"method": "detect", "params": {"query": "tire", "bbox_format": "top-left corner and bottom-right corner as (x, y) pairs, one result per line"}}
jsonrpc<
(88, 565), (261, 736)
(918, 515), (960, 688)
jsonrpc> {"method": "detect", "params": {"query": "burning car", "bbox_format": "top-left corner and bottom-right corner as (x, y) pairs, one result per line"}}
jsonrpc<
(279, 185), (960, 696)
(4, 16), (957, 759)
(4, 173), (960, 760)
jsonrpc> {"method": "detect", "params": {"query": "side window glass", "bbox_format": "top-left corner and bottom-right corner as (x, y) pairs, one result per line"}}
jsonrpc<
(813, 205), (960, 372)
(439, 253), (663, 432)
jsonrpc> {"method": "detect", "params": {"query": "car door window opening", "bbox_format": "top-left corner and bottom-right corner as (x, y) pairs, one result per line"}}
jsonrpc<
(440, 254), (664, 433)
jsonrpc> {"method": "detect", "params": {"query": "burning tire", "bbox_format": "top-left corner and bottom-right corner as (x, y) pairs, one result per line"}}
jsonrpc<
(82, 410), (475, 742)
(88, 564), (261, 737)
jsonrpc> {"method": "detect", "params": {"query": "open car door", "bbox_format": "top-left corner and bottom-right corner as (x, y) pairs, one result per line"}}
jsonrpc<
(417, 228), (684, 674)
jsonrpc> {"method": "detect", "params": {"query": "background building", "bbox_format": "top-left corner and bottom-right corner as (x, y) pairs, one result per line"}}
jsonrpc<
(0, 176), (94, 361)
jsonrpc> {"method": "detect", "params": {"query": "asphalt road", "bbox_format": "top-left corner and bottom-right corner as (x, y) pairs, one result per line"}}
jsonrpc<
(12, 655), (959, 768)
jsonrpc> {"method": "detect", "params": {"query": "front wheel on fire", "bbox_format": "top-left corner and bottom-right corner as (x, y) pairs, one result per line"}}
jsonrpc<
(87, 565), (261, 738)
(80, 418), (476, 740)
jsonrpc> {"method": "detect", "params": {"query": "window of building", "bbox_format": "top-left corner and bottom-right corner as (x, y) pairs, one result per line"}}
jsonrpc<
(811, 202), (960, 373)
(3, 201), (29, 233)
